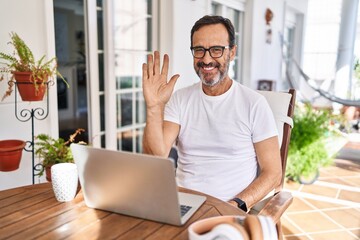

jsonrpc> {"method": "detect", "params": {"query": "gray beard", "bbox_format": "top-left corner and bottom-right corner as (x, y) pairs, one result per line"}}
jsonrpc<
(198, 65), (229, 87)
(199, 71), (222, 87)
(197, 56), (230, 87)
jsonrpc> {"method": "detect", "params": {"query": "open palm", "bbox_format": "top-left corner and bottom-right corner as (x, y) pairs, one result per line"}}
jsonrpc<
(142, 51), (179, 108)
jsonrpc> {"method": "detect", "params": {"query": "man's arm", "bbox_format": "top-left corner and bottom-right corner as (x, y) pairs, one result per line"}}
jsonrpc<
(143, 117), (180, 157)
(229, 136), (282, 210)
(142, 51), (180, 157)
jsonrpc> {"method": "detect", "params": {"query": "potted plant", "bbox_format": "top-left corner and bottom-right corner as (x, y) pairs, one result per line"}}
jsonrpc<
(35, 128), (85, 181)
(286, 103), (343, 184)
(0, 139), (26, 171)
(0, 32), (68, 101)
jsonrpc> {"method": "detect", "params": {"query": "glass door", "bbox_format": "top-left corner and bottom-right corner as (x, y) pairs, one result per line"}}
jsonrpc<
(86, 0), (157, 151)
(111, 0), (157, 152)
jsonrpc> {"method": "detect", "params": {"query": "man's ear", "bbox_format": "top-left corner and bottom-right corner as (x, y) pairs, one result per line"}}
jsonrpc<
(230, 45), (237, 61)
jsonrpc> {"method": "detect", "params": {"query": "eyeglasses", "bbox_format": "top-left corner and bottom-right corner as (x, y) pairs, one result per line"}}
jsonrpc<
(190, 46), (230, 59)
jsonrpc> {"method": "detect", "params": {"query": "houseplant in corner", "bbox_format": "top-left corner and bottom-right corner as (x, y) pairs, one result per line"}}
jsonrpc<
(0, 32), (68, 101)
(35, 128), (85, 181)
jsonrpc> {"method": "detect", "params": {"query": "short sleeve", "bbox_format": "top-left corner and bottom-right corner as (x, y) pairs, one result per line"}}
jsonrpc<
(164, 93), (180, 124)
(251, 96), (278, 143)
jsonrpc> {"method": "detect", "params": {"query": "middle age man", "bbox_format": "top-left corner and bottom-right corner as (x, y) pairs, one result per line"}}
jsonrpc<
(142, 15), (281, 212)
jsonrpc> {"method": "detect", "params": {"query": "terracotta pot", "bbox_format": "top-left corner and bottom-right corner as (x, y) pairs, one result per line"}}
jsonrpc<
(13, 71), (47, 101)
(0, 140), (26, 171)
(45, 165), (53, 182)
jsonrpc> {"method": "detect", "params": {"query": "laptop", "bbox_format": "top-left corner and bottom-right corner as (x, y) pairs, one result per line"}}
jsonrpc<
(70, 143), (206, 226)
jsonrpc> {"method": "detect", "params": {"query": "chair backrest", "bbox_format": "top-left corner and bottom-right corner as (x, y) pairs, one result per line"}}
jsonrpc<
(257, 89), (296, 190)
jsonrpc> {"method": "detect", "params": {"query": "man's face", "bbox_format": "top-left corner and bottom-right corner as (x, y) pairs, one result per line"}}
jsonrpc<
(192, 24), (236, 87)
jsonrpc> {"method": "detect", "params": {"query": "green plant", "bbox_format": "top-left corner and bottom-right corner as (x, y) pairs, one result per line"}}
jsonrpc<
(35, 129), (85, 176)
(0, 32), (68, 100)
(286, 103), (333, 181)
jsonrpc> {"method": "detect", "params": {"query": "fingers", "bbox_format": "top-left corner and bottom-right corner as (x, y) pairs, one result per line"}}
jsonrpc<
(142, 63), (148, 81)
(145, 51), (175, 84)
(161, 54), (169, 77)
(168, 74), (180, 88)
(146, 51), (160, 77)
(147, 53), (154, 77)
(154, 51), (160, 75)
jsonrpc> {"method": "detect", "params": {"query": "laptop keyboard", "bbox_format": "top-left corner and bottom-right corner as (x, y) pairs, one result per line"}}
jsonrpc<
(180, 205), (192, 217)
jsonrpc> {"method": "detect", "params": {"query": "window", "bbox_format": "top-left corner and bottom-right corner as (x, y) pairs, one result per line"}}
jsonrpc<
(112, 0), (157, 152)
(211, 1), (244, 83)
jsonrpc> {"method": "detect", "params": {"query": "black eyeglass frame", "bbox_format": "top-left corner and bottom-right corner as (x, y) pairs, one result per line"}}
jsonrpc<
(190, 45), (231, 59)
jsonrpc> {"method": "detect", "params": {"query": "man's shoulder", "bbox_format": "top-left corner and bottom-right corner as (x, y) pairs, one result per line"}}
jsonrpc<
(173, 82), (200, 96)
(232, 81), (264, 102)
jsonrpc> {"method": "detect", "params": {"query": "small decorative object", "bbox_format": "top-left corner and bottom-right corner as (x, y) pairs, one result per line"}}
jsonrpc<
(35, 128), (85, 181)
(0, 32), (68, 101)
(257, 79), (275, 91)
(0, 139), (26, 171)
(265, 8), (273, 44)
(51, 163), (78, 202)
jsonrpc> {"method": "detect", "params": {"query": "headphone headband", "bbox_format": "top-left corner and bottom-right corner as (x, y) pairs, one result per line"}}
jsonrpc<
(188, 215), (277, 240)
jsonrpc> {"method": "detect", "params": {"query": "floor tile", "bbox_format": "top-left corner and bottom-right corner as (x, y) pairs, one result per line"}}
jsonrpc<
(338, 176), (360, 187)
(286, 212), (342, 232)
(319, 169), (335, 178)
(281, 216), (303, 235)
(338, 189), (360, 202)
(318, 177), (359, 187)
(308, 231), (359, 240)
(321, 166), (360, 177)
(285, 197), (314, 213)
(350, 229), (360, 237)
(304, 198), (343, 209)
(284, 236), (311, 240)
(322, 208), (360, 228)
(335, 159), (360, 172)
(281, 139), (360, 240)
(300, 184), (338, 198)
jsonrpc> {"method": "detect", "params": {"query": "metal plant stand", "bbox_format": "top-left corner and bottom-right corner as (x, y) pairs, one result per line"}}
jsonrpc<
(14, 82), (50, 184)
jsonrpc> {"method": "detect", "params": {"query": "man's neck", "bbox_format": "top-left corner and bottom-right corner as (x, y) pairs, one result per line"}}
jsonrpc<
(202, 77), (232, 96)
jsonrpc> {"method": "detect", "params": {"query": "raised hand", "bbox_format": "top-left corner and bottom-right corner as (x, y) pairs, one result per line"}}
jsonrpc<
(142, 51), (180, 109)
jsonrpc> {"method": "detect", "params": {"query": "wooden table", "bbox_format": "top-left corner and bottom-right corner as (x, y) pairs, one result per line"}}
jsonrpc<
(0, 183), (245, 240)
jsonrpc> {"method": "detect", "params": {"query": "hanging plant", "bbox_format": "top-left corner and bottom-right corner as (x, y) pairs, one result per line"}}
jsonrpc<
(0, 32), (69, 101)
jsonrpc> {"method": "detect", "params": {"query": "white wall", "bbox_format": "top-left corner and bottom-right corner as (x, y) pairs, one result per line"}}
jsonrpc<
(244, 0), (309, 90)
(0, 0), (58, 189)
(249, 0), (285, 90)
(161, 0), (209, 91)
(286, 0), (308, 13)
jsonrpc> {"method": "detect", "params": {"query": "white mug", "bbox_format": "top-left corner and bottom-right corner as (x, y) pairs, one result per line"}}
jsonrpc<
(51, 163), (78, 202)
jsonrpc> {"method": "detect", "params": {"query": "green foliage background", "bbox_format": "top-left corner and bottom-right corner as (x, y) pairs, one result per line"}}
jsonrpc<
(286, 103), (333, 180)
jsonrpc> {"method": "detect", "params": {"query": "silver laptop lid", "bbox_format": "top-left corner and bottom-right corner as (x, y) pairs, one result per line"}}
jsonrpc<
(70, 143), (203, 226)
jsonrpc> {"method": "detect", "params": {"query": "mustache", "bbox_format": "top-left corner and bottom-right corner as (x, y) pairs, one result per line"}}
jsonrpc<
(197, 62), (220, 68)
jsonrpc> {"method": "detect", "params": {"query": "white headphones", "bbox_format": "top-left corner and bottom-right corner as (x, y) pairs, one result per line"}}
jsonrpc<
(188, 215), (278, 240)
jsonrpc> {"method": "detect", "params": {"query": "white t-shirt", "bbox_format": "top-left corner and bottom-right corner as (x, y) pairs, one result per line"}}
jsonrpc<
(164, 80), (278, 201)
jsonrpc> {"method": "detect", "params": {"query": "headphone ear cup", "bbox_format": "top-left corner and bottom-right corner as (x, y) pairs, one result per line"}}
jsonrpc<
(257, 216), (278, 240)
(244, 215), (278, 240)
(243, 215), (264, 240)
(204, 223), (248, 240)
(227, 222), (250, 240)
